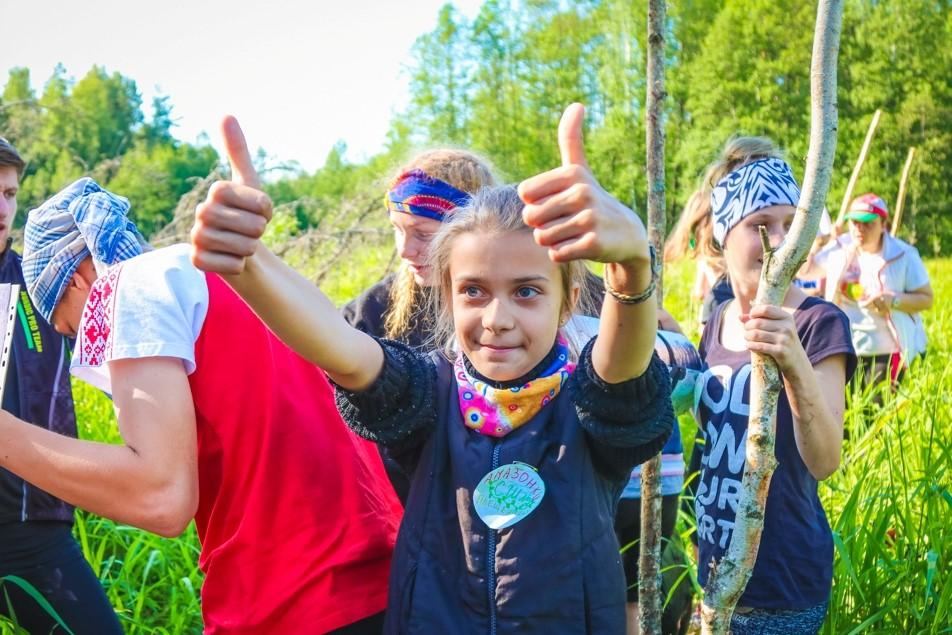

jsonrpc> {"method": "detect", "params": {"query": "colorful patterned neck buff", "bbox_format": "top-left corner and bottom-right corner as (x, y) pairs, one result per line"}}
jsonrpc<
(384, 169), (472, 221)
(455, 336), (576, 438)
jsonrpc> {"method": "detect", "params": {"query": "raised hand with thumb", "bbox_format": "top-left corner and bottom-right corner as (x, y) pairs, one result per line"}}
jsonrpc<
(191, 116), (274, 274)
(517, 103), (650, 269)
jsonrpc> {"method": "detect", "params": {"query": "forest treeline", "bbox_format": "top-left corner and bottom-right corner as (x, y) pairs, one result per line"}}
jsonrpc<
(2, 0), (950, 250)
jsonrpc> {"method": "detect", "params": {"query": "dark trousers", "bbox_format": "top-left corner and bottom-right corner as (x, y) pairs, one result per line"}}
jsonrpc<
(0, 521), (123, 634)
(615, 494), (693, 634)
(328, 611), (385, 635)
(854, 352), (905, 391)
(614, 495), (680, 603)
(851, 352), (916, 412)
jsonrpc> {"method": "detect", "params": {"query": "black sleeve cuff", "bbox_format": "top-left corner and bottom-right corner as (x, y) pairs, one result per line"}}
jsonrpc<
(570, 337), (676, 477)
(333, 338), (437, 448)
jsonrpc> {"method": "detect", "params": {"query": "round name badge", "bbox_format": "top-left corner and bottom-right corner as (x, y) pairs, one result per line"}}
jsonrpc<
(473, 461), (546, 530)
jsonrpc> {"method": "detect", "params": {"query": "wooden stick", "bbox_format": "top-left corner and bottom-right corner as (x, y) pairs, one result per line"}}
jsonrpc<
(700, 1), (842, 632)
(638, 0), (667, 632)
(891, 147), (916, 236)
(835, 108), (881, 227)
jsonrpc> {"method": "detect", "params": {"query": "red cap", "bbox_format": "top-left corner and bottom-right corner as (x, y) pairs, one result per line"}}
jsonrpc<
(846, 193), (888, 222)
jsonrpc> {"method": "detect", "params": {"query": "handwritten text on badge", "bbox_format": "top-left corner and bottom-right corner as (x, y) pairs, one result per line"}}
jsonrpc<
(473, 461), (545, 530)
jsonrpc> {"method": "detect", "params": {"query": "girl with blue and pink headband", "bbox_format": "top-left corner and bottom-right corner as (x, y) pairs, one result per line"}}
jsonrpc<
(342, 150), (496, 352)
(341, 150), (497, 504)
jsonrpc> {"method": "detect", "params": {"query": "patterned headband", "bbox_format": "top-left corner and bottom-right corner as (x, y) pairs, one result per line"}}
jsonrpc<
(385, 169), (471, 221)
(710, 158), (801, 246)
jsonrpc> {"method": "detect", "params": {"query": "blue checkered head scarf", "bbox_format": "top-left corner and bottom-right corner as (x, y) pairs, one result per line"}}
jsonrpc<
(710, 158), (801, 247)
(22, 177), (149, 322)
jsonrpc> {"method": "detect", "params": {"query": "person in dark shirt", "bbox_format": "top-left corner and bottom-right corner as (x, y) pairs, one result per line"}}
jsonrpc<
(342, 149), (497, 351)
(665, 136), (789, 335)
(695, 148), (855, 634)
(0, 137), (122, 634)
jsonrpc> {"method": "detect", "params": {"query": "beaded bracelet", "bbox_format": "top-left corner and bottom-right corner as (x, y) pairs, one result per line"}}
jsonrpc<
(603, 246), (658, 305)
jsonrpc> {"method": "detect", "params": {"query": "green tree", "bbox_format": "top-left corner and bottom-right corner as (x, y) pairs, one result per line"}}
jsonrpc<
(106, 139), (218, 237)
(467, 0), (531, 178)
(586, 0), (647, 212)
(139, 95), (176, 147)
(666, 0), (724, 209)
(0, 67), (39, 150)
(674, 0), (816, 189)
(69, 66), (142, 165)
(836, 0), (952, 253)
(2, 65), (220, 234)
(406, 3), (471, 146)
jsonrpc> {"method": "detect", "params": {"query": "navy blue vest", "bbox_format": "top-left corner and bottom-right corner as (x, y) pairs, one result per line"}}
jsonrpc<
(385, 354), (628, 634)
(0, 246), (76, 524)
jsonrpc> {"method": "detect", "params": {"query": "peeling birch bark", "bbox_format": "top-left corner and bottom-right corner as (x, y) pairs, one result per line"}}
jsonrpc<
(638, 0), (667, 632)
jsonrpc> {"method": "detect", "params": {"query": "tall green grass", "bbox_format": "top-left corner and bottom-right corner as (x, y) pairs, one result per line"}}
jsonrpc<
(66, 381), (205, 634)
(7, 254), (945, 634)
(820, 260), (952, 633)
(629, 258), (951, 632)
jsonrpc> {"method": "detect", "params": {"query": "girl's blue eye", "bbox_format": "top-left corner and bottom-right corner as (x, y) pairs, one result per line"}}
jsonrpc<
(464, 286), (481, 298)
(516, 287), (539, 299)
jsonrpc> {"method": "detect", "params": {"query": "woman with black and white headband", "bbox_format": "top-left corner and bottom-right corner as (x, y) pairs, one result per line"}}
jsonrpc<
(693, 146), (856, 634)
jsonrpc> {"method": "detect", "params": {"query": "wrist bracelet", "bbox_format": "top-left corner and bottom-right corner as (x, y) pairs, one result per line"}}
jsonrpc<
(604, 246), (658, 305)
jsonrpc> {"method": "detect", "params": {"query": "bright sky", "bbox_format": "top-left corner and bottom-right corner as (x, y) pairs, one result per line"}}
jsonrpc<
(2, 0), (483, 173)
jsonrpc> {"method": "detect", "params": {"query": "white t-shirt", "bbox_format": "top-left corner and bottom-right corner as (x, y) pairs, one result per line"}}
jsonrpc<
(839, 250), (896, 355)
(71, 244), (210, 394)
(826, 234), (931, 358)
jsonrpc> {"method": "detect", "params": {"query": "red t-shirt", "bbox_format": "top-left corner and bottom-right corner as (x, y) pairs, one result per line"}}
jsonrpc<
(191, 274), (401, 633)
(72, 247), (401, 633)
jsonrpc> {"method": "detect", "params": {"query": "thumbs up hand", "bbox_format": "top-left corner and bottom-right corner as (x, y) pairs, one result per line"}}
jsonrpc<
(191, 116), (274, 274)
(517, 103), (649, 268)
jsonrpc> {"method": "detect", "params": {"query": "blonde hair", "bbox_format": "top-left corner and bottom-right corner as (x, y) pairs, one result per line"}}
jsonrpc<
(384, 148), (497, 340)
(665, 136), (784, 266)
(426, 185), (595, 361)
(664, 190), (720, 269)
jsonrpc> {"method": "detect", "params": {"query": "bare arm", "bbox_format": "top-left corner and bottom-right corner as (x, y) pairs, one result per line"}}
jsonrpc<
(189, 116), (383, 391)
(743, 305), (845, 480)
(782, 353), (846, 480)
(862, 282), (933, 315)
(595, 260), (657, 382)
(0, 357), (199, 537)
(657, 307), (684, 334)
(892, 283), (933, 313)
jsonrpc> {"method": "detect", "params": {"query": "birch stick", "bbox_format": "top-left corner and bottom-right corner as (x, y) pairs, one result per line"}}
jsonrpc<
(700, 1), (842, 632)
(835, 108), (881, 228)
(891, 147), (916, 236)
(637, 0), (667, 632)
